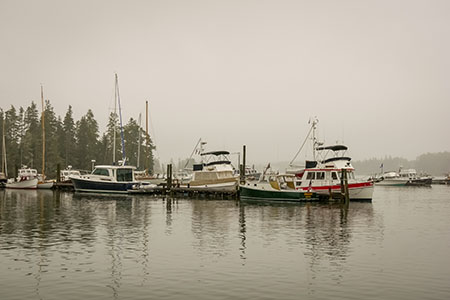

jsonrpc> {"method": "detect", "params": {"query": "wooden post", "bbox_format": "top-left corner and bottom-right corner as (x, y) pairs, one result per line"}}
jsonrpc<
(340, 169), (349, 203)
(56, 163), (61, 183)
(167, 163), (172, 193)
(241, 145), (246, 184)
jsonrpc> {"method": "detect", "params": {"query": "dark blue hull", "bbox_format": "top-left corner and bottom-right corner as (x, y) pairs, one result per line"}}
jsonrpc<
(71, 177), (136, 194)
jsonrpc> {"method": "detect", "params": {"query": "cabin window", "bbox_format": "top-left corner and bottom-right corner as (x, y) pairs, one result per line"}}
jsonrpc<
(332, 172), (338, 180)
(93, 168), (110, 176)
(306, 172), (315, 180)
(295, 181), (302, 186)
(316, 172), (325, 180)
(117, 169), (133, 182)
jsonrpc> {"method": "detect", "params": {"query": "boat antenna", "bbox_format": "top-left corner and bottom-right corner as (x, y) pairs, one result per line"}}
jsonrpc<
(289, 117), (318, 166)
(115, 73), (126, 165)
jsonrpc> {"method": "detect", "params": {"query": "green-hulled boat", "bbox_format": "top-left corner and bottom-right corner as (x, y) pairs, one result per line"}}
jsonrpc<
(239, 174), (319, 202)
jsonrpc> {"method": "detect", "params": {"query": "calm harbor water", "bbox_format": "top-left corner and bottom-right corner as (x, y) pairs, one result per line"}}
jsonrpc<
(1, 186), (450, 300)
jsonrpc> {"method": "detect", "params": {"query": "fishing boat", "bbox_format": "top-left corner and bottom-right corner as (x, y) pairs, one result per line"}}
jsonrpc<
(376, 168), (432, 186)
(6, 167), (38, 189)
(240, 173), (318, 202)
(70, 165), (138, 193)
(287, 118), (374, 201)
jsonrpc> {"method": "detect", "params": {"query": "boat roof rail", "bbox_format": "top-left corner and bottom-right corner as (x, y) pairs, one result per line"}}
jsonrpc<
(322, 156), (352, 164)
(204, 160), (231, 167)
(201, 151), (230, 156)
(316, 145), (348, 151)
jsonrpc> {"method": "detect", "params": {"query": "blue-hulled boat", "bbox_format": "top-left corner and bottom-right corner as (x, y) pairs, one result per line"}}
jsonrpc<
(70, 165), (137, 194)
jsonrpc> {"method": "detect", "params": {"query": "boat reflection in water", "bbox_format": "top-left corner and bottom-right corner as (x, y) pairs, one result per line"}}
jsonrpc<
(0, 189), (380, 299)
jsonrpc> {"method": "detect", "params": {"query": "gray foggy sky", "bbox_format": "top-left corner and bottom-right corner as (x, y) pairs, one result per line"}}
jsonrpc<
(1, 0), (449, 165)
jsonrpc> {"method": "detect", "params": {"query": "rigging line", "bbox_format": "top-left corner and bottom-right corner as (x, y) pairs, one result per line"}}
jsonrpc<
(289, 124), (314, 166)
(184, 138), (202, 169)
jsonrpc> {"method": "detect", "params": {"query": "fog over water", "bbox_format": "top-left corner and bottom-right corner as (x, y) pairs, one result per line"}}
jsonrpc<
(1, 0), (449, 164)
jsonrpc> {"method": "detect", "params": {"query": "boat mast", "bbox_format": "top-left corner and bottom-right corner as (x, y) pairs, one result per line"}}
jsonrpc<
(113, 75), (117, 164)
(115, 73), (126, 165)
(289, 117), (318, 166)
(137, 113), (141, 169)
(2, 118), (7, 177)
(311, 118), (318, 161)
(41, 85), (45, 179)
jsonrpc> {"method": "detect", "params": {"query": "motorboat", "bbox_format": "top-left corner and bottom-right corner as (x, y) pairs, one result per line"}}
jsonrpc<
(376, 168), (432, 186)
(183, 150), (239, 191)
(5, 167), (38, 189)
(70, 165), (138, 193)
(240, 173), (318, 202)
(60, 166), (81, 183)
(288, 145), (374, 200)
(287, 118), (374, 201)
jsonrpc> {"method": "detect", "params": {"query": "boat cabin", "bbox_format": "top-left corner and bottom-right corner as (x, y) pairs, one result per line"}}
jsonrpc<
(18, 167), (38, 180)
(87, 165), (136, 182)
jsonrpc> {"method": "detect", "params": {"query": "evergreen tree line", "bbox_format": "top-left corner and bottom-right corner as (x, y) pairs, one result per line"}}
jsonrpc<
(0, 101), (155, 179)
(353, 152), (450, 176)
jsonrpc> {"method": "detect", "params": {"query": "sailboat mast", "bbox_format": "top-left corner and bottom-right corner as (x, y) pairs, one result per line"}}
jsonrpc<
(113, 75), (117, 164)
(137, 113), (141, 169)
(115, 73), (126, 164)
(41, 85), (45, 179)
(2, 118), (7, 177)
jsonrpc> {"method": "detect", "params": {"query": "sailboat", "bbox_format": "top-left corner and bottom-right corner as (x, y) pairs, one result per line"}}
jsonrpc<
(70, 74), (138, 193)
(37, 85), (54, 189)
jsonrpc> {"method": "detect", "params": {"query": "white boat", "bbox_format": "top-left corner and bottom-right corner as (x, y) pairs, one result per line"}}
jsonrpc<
(70, 165), (138, 193)
(60, 166), (81, 183)
(243, 165), (261, 181)
(6, 167), (38, 189)
(376, 168), (432, 186)
(183, 150), (239, 191)
(287, 118), (374, 201)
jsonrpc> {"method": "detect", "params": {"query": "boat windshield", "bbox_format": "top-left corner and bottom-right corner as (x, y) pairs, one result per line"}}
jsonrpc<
(117, 168), (133, 182)
(93, 168), (110, 176)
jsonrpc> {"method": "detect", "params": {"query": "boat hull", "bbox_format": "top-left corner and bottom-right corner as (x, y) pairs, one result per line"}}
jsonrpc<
(37, 181), (55, 189)
(240, 184), (318, 202)
(183, 181), (237, 192)
(6, 178), (38, 189)
(70, 177), (135, 194)
(301, 182), (374, 201)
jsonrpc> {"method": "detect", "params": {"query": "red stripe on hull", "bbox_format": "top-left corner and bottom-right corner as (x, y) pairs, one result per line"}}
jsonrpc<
(299, 181), (373, 191)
